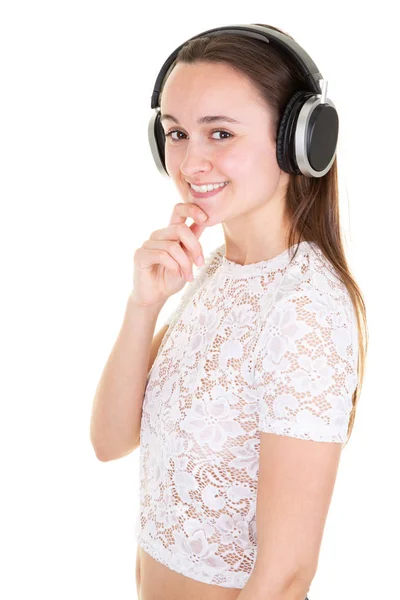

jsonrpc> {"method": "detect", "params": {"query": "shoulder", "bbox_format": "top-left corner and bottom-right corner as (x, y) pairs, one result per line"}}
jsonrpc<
(269, 242), (355, 320)
(257, 242), (358, 374)
(254, 246), (358, 443)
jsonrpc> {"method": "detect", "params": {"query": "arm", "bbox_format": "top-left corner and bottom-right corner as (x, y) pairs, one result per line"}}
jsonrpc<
(236, 434), (342, 599)
(89, 294), (166, 461)
(237, 287), (357, 598)
(237, 571), (309, 600)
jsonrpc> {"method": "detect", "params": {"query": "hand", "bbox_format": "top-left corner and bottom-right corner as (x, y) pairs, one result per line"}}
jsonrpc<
(130, 203), (208, 308)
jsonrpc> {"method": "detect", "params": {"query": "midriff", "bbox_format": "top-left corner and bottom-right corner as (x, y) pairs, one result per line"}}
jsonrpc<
(136, 545), (242, 600)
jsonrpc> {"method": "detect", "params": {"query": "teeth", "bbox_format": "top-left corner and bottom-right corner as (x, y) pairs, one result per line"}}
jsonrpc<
(190, 181), (228, 193)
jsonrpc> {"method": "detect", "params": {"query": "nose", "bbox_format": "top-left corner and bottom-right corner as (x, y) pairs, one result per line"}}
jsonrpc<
(180, 140), (213, 178)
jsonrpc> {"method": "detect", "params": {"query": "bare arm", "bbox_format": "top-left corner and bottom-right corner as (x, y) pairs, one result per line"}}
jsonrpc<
(235, 434), (341, 599)
(90, 202), (208, 461)
(89, 294), (168, 461)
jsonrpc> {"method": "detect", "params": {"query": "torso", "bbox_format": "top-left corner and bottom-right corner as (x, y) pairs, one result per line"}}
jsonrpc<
(136, 546), (242, 600)
(135, 242), (350, 598)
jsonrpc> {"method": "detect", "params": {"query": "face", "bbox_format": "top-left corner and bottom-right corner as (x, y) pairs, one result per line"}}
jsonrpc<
(160, 61), (290, 229)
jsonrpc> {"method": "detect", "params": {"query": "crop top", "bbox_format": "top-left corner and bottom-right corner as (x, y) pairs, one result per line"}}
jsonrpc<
(133, 240), (359, 589)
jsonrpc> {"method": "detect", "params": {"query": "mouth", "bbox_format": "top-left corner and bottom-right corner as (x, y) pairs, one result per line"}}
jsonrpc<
(187, 181), (229, 199)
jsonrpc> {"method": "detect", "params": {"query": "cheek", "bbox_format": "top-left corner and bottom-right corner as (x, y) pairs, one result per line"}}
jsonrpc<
(165, 148), (179, 174)
(226, 148), (279, 182)
(218, 148), (250, 176)
(251, 144), (281, 184)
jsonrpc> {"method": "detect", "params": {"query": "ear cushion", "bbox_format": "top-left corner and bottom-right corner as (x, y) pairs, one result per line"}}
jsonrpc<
(154, 112), (168, 175)
(276, 90), (315, 174)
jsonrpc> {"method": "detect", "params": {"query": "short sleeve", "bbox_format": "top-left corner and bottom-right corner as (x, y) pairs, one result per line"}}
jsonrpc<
(255, 288), (358, 443)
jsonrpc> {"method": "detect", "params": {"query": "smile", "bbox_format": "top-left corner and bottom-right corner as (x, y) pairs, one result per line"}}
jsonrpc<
(188, 181), (229, 199)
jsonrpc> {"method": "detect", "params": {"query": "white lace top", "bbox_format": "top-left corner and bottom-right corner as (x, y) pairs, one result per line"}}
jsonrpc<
(134, 241), (358, 589)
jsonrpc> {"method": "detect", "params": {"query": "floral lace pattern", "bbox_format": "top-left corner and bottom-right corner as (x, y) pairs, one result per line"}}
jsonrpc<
(134, 241), (358, 589)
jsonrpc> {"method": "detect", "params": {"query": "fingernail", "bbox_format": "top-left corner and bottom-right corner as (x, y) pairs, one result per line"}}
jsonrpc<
(195, 255), (205, 266)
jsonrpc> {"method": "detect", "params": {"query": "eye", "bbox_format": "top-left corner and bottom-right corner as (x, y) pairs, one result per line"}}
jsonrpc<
(164, 129), (233, 142)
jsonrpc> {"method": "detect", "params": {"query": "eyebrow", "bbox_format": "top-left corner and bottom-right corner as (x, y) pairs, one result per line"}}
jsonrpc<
(160, 114), (242, 125)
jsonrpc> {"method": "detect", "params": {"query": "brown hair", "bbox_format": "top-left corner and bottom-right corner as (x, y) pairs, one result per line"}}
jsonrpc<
(160, 23), (368, 447)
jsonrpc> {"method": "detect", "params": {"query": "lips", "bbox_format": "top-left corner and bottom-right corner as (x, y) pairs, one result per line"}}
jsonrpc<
(187, 181), (229, 199)
(187, 181), (228, 187)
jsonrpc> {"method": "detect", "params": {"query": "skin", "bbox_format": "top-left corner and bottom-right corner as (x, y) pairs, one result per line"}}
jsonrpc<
(137, 62), (308, 598)
(160, 60), (300, 265)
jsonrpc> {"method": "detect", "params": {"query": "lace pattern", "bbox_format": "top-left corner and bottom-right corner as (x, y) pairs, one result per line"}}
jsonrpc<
(135, 241), (358, 588)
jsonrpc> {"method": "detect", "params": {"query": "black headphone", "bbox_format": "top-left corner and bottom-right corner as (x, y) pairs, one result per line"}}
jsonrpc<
(148, 24), (339, 179)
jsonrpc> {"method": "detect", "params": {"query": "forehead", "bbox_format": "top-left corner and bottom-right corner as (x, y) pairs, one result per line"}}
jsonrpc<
(160, 61), (266, 118)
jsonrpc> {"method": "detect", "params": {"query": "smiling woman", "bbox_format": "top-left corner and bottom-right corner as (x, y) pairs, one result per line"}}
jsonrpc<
(133, 22), (368, 600)
(160, 59), (291, 239)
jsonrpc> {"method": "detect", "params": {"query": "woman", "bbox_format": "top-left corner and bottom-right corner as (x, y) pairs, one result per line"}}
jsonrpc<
(91, 23), (368, 600)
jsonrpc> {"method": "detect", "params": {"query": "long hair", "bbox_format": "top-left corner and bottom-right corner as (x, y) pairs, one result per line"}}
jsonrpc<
(160, 23), (368, 447)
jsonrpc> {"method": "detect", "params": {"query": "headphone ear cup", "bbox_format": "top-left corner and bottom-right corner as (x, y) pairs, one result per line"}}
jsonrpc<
(276, 90), (314, 175)
(154, 112), (167, 172)
(148, 110), (169, 177)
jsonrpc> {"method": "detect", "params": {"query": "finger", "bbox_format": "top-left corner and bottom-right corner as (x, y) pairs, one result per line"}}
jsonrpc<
(142, 240), (194, 281)
(168, 202), (208, 236)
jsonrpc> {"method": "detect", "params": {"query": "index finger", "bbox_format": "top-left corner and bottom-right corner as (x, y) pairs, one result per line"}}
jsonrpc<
(169, 202), (208, 238)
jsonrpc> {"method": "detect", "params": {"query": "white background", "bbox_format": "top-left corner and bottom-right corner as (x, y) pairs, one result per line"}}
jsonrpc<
(1, 1), (398, 599)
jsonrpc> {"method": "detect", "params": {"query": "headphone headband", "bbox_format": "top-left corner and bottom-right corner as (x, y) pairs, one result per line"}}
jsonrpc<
(151, 24), (324, 109)
(148, 23), (338, 178)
